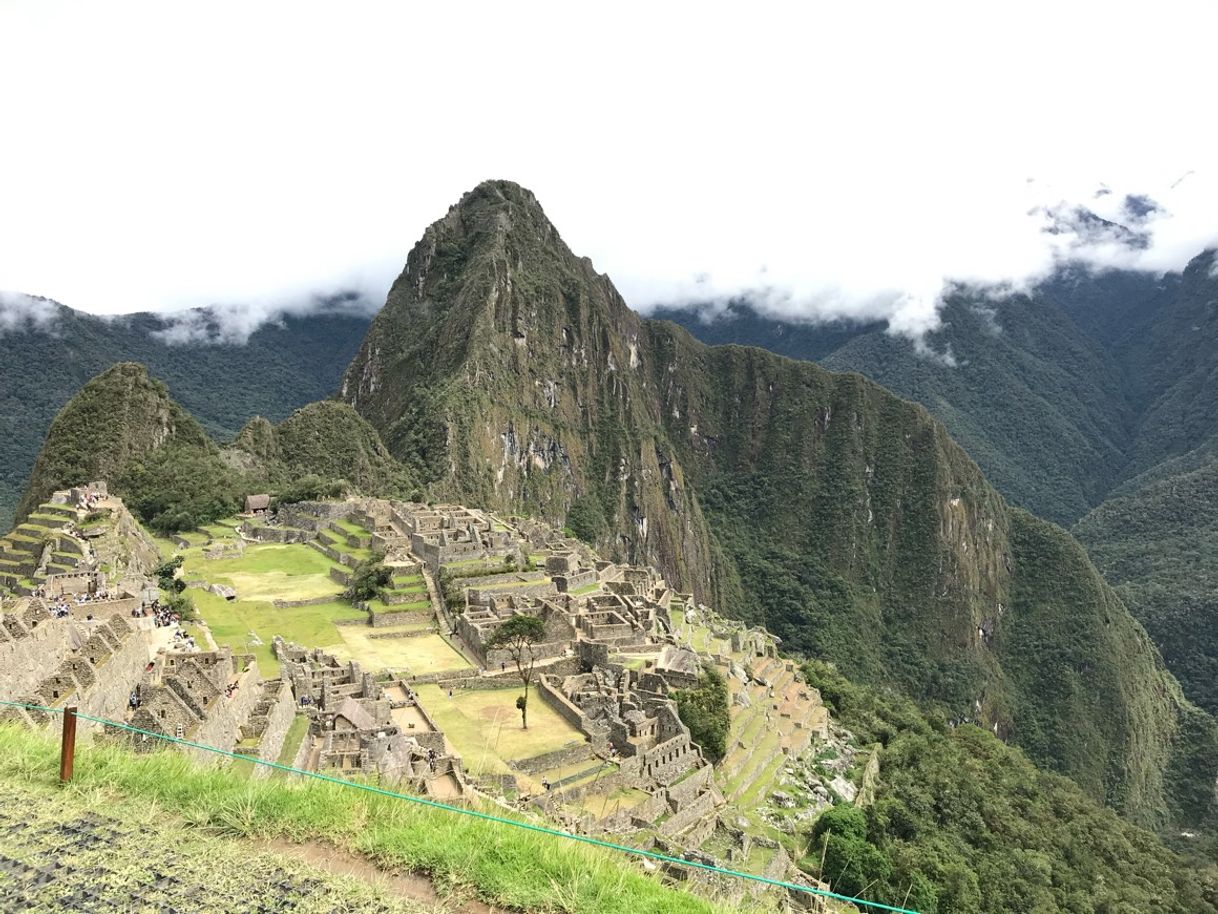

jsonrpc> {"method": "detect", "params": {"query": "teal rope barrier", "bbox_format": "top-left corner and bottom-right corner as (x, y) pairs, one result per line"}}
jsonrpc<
(0, 697), (920, 914)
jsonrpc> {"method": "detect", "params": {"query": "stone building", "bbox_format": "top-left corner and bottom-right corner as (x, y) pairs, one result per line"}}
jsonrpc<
(273, 638), (464, 793)
(125, 647), (295, 768)
(0, 598), (149, 736)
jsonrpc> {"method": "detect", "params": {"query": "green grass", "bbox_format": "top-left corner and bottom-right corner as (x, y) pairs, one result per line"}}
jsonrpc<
(0, 724), (743, 913)
(330, 631), (466, 675)
(274, 713), (310, 775)
(415, 685), (585, 773)
(0, 763), (426, 913)
(334, 519), (372, 536)
(182, 542), (345, 603)
(192, 590), (365, 676)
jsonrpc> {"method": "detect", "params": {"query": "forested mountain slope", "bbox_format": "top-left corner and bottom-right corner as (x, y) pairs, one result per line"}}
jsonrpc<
(0, 297), (372, 530)
(342, 179), (1218, 830)
(657, 249), (1218, 716)
(16, 363), (412, 533)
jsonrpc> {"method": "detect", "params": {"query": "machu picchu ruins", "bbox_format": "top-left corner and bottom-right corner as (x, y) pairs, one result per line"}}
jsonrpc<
(1, 486), (847, 906)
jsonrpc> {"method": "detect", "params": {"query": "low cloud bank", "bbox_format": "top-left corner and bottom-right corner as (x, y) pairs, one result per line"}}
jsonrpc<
(631, 172), (1218, 347)
(0, 292), (60, 336)
(148, 289), (379, 346)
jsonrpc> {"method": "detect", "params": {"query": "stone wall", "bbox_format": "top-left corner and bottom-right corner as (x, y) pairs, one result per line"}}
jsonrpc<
(537, 675), (586, 730)
(664, 762), (713, 807)
(249, 681), (296, 779)
(0, 613), (80, 699)
(74, 621), (150, 739)
(369, 609), (429, 628)
(659, 787), (717, 836)
(272, 594), (344, 609)
(193, 665), (263, 762)
(510, 741), (591, 775)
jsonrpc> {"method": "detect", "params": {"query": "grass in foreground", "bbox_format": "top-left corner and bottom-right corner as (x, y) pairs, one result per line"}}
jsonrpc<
(0, 725), (758, 914)
(0, 778), (427, 913)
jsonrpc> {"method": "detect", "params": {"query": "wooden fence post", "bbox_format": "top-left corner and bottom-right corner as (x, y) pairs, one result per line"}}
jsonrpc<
(59, 706), (78, 783)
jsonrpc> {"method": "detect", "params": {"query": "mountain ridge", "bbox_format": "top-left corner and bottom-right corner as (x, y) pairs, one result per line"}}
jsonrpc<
(655, 252), (1218, 718)
(0, 296), (374, 530)
(340, 179), (1218, 830)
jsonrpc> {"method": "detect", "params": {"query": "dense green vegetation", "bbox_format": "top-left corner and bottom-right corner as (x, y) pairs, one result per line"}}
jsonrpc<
(345, 558), (392, 603)
(671, 666), (731, 762)
(1075, 449), (1218, 713)
(801, 661), (1218, 914)
(14, 362), (234, 526)
(14, 364), (416, 534)
(657, 250), (1218, 723)
(0, 298), (372, 531)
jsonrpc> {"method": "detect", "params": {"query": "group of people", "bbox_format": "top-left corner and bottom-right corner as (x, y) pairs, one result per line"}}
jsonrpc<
(40, 588), (114, 619)
(131, 601), (182, 630)
(172, 627), (198, 651)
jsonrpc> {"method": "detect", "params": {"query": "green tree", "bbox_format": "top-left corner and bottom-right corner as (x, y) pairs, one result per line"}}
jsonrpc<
(810, 805), (892, 899)
(345, 559), (391, 604)
(487, 613), (546, 729)
(565, 495), (608, 543)
(672, 666), (731, 762)
(153, 556), (185, 593)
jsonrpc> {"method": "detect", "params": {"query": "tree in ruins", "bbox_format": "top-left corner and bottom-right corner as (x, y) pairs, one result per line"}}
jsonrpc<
(487, 613), (546, 729)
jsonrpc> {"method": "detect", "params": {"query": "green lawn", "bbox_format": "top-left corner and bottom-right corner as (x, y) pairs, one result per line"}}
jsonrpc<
(414, 685), (585, 774)
(192, 590), (365, 676)
(182, 542), (345, 603)
(331, 631), (467, 675)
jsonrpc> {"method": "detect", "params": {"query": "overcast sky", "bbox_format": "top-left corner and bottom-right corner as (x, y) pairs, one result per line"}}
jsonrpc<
(2, 1), (1216, 340)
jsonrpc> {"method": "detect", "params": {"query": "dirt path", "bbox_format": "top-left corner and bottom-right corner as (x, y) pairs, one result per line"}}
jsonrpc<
(261, 838), (506, 913)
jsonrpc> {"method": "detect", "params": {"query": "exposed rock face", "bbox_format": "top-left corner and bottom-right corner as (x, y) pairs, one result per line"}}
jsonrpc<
(344, 180), (1216, 828)
(342, 181), (722, 595)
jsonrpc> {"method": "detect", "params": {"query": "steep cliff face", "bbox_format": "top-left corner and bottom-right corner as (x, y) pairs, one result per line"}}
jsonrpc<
(342, 181), (722, 594)
(343, 180), (1218, 828)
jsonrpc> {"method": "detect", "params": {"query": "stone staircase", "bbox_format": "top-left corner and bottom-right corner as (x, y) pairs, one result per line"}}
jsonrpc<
(0, 503), (90, 594)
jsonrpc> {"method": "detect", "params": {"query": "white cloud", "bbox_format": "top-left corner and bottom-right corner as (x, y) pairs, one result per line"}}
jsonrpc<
(0, 1), (1215, 343)
(149, 293), (379, 346)
(0, 293), (60, 336)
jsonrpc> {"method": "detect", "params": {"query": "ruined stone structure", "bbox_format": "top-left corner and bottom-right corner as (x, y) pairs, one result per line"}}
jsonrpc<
(0, 597), (150, 737)
(403, 504), (517, 573)
(273, 638), (465, 796)
(125, 647), (294, 768)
